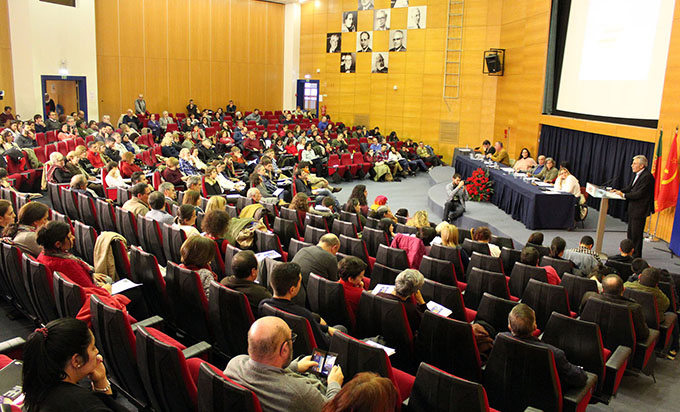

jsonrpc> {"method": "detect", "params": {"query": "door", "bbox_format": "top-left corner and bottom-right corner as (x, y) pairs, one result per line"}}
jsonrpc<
(296, 80), (320, 118)
(41, 75), (88, 120)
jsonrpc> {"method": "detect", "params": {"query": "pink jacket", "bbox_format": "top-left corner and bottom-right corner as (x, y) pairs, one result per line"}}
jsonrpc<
(391, 233), (426, 269)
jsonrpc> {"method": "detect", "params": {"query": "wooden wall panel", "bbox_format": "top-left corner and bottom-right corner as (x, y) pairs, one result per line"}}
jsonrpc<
(0, 0), (14, 112)
(95, 0), (284, 119)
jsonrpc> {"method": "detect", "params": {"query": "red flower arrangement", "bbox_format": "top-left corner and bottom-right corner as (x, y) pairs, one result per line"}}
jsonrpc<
(465, 168), (494, 202)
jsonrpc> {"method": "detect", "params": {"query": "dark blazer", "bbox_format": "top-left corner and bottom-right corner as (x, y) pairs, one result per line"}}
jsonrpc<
(259, 297), (329, 348)
(621, 168), (654, 219)
(499, 333), (587, 389)
(580, 291), (649, 341)
(221, 276), (272, 316)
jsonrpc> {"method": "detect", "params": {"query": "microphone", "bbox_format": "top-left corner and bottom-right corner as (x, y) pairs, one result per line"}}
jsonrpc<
(600, 174), (619, 188)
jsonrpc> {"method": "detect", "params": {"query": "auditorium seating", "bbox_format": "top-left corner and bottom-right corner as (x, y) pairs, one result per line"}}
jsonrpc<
(196, 363), (263, 412)
(260, 303), (317, 357)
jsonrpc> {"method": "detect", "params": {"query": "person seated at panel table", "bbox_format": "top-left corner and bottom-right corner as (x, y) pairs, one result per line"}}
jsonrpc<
(486, 141), (510, 166)
(534, 157), (558, 183)
(513, 148), (537, 172)
(475, 139), (496, 156)
(528, 155), (546, 176)
(553, 165), (582, 198)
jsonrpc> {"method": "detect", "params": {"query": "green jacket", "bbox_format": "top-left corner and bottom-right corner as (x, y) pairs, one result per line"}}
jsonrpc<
(624, 281), (670, 314)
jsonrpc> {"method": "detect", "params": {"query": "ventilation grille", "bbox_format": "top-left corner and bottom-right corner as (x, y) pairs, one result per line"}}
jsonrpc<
(440, 121), (460, 145)
(353, 114), (370, 128)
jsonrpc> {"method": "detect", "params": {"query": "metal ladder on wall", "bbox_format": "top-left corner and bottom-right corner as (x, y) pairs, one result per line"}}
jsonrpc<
(443, 0), (464, 103)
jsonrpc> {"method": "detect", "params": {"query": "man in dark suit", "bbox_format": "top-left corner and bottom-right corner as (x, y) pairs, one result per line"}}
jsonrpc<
(291, 234), (340, 307)
(501, 303), (587, 389)
(613, 155), (655, 258)
(580, 274), (649, 341)
(221, 250), (272, 315)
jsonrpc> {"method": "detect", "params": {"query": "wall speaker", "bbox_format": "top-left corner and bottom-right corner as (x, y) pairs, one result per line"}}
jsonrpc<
(485, 54), (502, 73)
(483, 49), (505, 76)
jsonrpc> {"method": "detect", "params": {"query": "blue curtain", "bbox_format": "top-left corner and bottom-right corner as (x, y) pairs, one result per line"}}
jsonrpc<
(538, 125), (654, 221)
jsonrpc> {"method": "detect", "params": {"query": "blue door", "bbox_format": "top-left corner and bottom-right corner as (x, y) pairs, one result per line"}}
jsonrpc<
(296, 79), (320, 118)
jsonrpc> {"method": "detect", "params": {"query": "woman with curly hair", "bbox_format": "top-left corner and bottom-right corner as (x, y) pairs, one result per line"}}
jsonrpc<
(406, 210), (429, 228)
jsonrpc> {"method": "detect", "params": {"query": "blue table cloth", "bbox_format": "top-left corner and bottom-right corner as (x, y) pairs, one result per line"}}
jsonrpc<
(454, 156), (575, 230)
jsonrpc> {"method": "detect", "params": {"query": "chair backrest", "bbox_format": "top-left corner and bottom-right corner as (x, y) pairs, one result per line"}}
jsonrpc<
(463, 239), (490, 256)
(370, 263), (401, 287)
(500, 247), (522, 275)
(580, 298), (636, 355)
(306, 273), (352, 329)
(474, 293), (518, 335)
(287, 238), (313, 261)
(95, 198), (117, 232)
(491, 235), (514, 250)
(167, 224), (188, 264)
(260, 303), (316, 358)
(197, 363), (262, 412)
(467, 252), (503, 277)
(2, 242), (37, 318)
(73, 221), (97, 266)
(255, 231), (285, 258)
(419, 255), (458, 287)
(416, 311), (482, 382)
(76, 192), (99, 230)
(338, 235), (371, 268)
(110, 238), (132, 280)
(542, 313), (606, 389)
(47, 182), (66, 214)
(129, 246), (167, 318)
(135, 326), (199, 412)
(52, 271), (86, 318)
(364, 217), (380, 229)
(605, 260), (634, 280)
(208, 282), (255, 358)
(273, 217), (299, 252)
(409, 362), (492, 412)
(526, 242), (551, 257)
(521, 279), (571, 330)
(60, 187), (80, 221)
(508, 262), (547, 299)
(24, 255), (58, 323)
(89, 294), (149, 403)
(305, 213), (329, 232)
(623, 288), (661, 328)
(280, 207), (302, 233)
(464, 268), (511, 310)
(165, 262), (211, 342)
(375, 244), (409, 270)
(484, 333), (562, 412)
(331, 219), (357, 238)
(362, 227), (389, 257)
(429, 244), (465, 282)
(303, 225), (326, 245)
(560, 273), (598, 315)
(138, 216), (167, 266)
(115, 206), (139, 246)
(539, 256), (574, 278)
(420, 279), (467, 322)
(339, 210), (362, 231)
(329, 331), (392, 383)
(395, 223), (418, 235)
(224, 244), (241, 279)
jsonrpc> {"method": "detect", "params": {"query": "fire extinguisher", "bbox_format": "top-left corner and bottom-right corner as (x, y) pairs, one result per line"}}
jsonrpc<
(321, 105), (327, 117)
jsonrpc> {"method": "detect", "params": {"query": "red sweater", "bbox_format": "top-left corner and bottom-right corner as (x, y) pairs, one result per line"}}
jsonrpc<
(162, 167), (184, 186)
(37, 252), (99, 290)
(339, 279), (363, 326)
(87, 150), (105, 169)
(120, 161), (142, 178)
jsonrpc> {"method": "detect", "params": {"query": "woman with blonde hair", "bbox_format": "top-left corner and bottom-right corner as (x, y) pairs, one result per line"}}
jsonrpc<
(181, 189), (203, 213)
(440, 223), (459, 247)
(205, 195), (226, 214)
(161, 134), (180, 158)
(406, 210), (429, 228)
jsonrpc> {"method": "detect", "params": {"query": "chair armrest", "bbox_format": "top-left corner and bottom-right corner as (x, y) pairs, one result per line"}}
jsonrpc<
(661, 312), (677, 329)
(605, 345), (632, 372)
(0, 337), (26, 355)
(131, 315), (164, 332)
(563, 371), (597, 406)
(182, 341), (212, 359)
(639, 328), (660, 349)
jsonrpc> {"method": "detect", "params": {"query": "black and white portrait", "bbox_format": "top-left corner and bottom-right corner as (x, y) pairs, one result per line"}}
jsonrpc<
(372, 52), (388, 73)
(356, 31), (373, 52)
(326, 32), (342, 53)
(358, 0), (373, 11)
(342, 11), (357, 32)
(373, 9), (390, 31)
(389, 30), (407, 52)
(391, 0), (408, 8)
(408, 6), (426, 29)
(341, 53), (356, 73)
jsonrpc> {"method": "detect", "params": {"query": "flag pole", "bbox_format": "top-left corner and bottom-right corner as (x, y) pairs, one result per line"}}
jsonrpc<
(645, 127), (663, 240)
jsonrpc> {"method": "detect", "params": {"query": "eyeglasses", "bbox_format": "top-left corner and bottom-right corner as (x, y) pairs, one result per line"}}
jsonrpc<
(280, 332), (297, 352)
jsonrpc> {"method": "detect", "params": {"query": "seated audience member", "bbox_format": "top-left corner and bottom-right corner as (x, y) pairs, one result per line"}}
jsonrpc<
(364, 148), (393, 182)
(554, 166), (582, 198)
(395, 208), (408, 220)
(221, 250), (272, 314)
(580, 274), (649, 341)
(86, 141), (107, 170)
(513, 147), (537, 172)
(0, 200), (15, 234)
(536, 157), (558, 183)
(70, 174), (105, 203)
(104, 162), (128, 189)
(376, 269), (427, 336)
(161, 157), (185, 187)
(239, 188), (267, 219)
(337, 256), (367, 324)
(173, 204), (201, 238)
(159, 182), (178, 207)
(57, 122), (76, 141)
(526, 232), (544, 246)
(104, 137), (122, 163)
(179, 148), (200, 175)
(439, 223), (470, 268)
(416, 141), (442, 167)
(201, 208), (230, 253)
(486, 141), (509, 165)
(292, 234), (341, 304)
(225, 316), (343, 412)
(295, 169), (341, 210)
(607, 239), (635, 264)
(205, 195), (226, 215)
(588, 264), (614, 293)
(520, 246), (560, 285)
(563, 236), (600, 275)
(65, 151), (105, 197)
(130, 171), (148, 186)
(122, 183), (151, 217)
(628, 258), (650, 283)
(146, 191), (174, 225)
(22, 318), (116, 412)
(203, 166), (224, 197)
(377, 217), (396, 244)
(181, 189), (203, 214)
(405, 210), (429, 229)
(2, 201), (50, 257)
(322, 372), (399, 412)
(473, 226), (500, 257)
(179, 235), (218, 298)
(259, 262), (345, 349)
(502, 304), (587, 389)
(160, 135), (180, 158)
(309, 196), (339, 224)
(119, 151), (141, 178)
(624, 267), (670, 313)
(528, 155), (546, 176)
(46, 152), (73, 184)
(548, 236), (570, 261)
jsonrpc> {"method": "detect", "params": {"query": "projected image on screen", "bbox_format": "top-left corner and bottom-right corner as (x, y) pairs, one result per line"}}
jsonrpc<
(555, 0), (674, 121)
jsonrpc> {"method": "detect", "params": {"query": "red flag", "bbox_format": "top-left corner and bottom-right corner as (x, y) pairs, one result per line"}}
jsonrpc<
(655, 128), (679, 212)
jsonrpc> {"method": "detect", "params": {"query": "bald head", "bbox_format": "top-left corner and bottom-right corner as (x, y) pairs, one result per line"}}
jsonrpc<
(247, 316), (291, 365)
(318, 233), (340, 255)
(602, 274), (624, 296)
